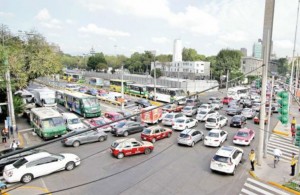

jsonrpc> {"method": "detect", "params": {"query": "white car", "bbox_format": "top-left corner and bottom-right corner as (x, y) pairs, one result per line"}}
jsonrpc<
(65, 84), (81, 91)
(162, 113), (186, 126)
(252, 102), (261, 112)
(62, 113), (89, 131)
(197, 104), (212, 113)
(210, 103), (223, 110)
(196, 110), (218, 122)
(204, 129), (228, 147)
(181, 106), (198, 116)
(210, 146), (244, 175)
(159, 111), (168, 122)
(172, 118), (198, 131)
(205, 115), (228, 129)
(241, 108), (256, 119)
(3, 152), (80, 183)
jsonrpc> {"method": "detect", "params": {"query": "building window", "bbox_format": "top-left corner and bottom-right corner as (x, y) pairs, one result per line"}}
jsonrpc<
(243, 60), (246, 64)
(201, 70), (204, 73)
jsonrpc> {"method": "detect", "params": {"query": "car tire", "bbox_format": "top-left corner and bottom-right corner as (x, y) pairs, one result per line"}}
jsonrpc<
(144, 148), (151, 155)
(65, 161), (76, 171)
(117, 153), (124, 159)
(73, 141), (80, 147)
(191, 142), (195, 147)
(231, 166), (236, 176)
(123, 131), (129, 137)
(152, 138), (156, 143)
(21, 173), (33, 183)
(167, 133), (171, 138)
(98, 136), (105, 142)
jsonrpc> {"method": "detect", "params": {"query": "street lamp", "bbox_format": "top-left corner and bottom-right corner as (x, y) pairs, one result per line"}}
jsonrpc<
(150, 50), (156, 101)
(121, 63), (125, 110)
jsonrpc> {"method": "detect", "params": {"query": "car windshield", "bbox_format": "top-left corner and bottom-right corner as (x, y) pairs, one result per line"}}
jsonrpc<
(208, 132), (219, 137)
(183, 107), (191, 110)
(13, 158), (28, 168)
(82, 98), (98, 107)
(68, 118), (80, 125)
(142, 129), (152, 134)
(95, 120), (106, 125)
(42, 117), (64, 128)
(116, 122), (126, 128)
(165, 114), (174, 119)
(213, 155), (230, 163)
(232, 117), (241, 122)
(186, 100), (193, 104)
(237, 131), (249, 137)
(207, 118), (216, 122)
(199, 111), (207, 114)
(44, 98), (55, 104)
(111, 142), (119, 148)
(175, 119), (185, 123)
(179, 133), (189, 138)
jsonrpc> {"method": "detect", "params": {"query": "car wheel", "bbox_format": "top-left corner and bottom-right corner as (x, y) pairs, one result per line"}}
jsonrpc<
(152, 138), (156, 143)
(73, 141), (80, 147)
(65, 161), (76, 171)
(98, 136), (105, 142)
(167, 133), (171, 138)
(231, 166), (236, 176)
(117, 153), (124, 159)
(144, 148), (151, 155)
(123, 131), (129, 137)
(21, 174), (33, 183)
(191, 142), (195, 147)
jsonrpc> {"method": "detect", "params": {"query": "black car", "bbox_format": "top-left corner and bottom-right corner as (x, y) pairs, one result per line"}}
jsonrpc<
(111, 121), (147, 137)
(230, 115), (247, 128)
(225, 105), (243, 116)
(135, 99), (152, 108)
(0, 148), (42, 175)
(242, 99), (253, 108)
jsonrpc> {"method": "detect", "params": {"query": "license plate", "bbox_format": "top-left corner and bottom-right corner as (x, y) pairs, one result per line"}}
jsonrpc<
(233, 124), (237, 126)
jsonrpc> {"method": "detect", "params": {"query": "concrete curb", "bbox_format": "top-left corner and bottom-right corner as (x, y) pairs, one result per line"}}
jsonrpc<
(272, 129), (289, 136)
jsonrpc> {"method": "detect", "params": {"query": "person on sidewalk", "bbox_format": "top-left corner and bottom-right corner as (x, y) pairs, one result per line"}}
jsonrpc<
(291, 117), (297, 130)
(10, 139), (19, 150)
(274, 148), (282, 161)
(1, 128), (6, 143)
(249, 149), (256, 171)
(291, 153), (298, 176)
(9, 126), (13, 138)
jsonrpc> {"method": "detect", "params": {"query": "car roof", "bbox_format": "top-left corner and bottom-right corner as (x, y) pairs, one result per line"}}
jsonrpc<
(238, 128), (251, 132)
(216, 146), (241, 157)
(62, 112), (78, 119)
(209, 129), (222, 133)
(114, 138), (137, 144)
(24, 152), (51, 162)
(181, 129), (196, 135)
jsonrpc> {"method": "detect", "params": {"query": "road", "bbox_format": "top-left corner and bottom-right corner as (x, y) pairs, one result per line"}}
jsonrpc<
(8, 86), (278, 195)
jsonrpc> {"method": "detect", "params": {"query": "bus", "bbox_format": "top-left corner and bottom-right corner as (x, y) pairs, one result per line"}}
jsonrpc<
(32, 88), (57, 107)
(30, 107), (67, 140)
(14, 90), (36, 118)
(89, 77), (104, 87)
(63, 91), (101, 118)
(227, 86), (250, 100)
(109, 79), (134, 93)
(146, 85), (186, 104)
(63, 71), (85, 83)
(127, 84), (148, 98)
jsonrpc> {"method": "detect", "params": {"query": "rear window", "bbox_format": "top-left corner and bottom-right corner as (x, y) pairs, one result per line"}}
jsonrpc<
(186, 100), (193, 104)
(13, 158), (28, 168)
(237, 132), (249, 137)
(176, 119), (185, 123)
(232, 117), (241, 122)
(199, 110), (207, 114)
(208, 132), (219, 137)
(179, 133), (189, 138)
(183, 107), (191, 110)
(207, 118), (216, 122)
(142, 129), (152, 134)
(165, 114), (174, 119)
(213, 155), (230, 163)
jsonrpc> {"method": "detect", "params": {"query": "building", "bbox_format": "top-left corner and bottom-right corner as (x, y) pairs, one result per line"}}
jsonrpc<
(241, 57), (278, 76)
(252, 39), (263, 59)
(173, 39), (182, 62)
(240, 48), (247, 57)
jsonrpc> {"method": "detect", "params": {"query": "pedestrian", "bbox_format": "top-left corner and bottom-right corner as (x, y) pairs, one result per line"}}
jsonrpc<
(249, 149), (256, 171)
(292, 125), (296, 143)
(1, 129), (5, 143)
(291, 153), (298, 176)
(2, 129), (7, 143)
(187, 91), (190, 97)
(292, 117), (297, 130)
(10, 139), (19, 150)
(9, 126), (13, 138)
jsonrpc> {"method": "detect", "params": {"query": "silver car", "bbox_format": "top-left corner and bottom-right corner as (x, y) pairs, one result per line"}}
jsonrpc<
(182, 106), (198, 116)
(61, 130), (108, 147)
(241, 108), (256, 119)
(177, 129), (204, 147)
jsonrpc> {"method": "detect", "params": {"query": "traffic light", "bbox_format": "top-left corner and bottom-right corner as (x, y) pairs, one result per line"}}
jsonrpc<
(277, 91), (289, 125)
(256, 79), (261, 88)
(295, 125), (300, 146)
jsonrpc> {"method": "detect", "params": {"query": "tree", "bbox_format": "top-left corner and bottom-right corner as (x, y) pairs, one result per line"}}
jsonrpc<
(105, 55), (127, 69)
(205, 56), (218, 80)
(182, 48), (206, 61)
(150, 68), (163, 78)
(87, 53), (107, 70)
(275, 58), (289, 76)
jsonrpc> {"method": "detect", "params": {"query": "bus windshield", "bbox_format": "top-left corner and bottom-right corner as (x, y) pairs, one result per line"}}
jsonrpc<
(44, 98), (55, 104)
(82, 98), (98, 107)
(42, 117), (64, 128)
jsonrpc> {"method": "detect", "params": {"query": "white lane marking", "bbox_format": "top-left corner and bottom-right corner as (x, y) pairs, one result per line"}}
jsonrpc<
(247, 178), (289, 195)
(241, 188), (258, 195)
(244, 183), (274, 195)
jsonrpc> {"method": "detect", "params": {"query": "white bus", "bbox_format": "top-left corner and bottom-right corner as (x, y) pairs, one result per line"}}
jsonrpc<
(32, 88), (57, 107)
(146, 85), (186, 104)
(227, 86), (250, 100)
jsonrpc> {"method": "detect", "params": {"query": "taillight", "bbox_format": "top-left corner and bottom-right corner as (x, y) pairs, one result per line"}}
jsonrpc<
(188, 136), (192, 140)
(233, 138), (237, 140)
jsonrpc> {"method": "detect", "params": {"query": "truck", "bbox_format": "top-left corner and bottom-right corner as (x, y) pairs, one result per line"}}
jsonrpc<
(140, 106), (162, 124)
(32, 88), (57, 107)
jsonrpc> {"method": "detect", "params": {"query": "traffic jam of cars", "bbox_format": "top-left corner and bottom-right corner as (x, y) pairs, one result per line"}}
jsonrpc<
(1, 81), (280, 185)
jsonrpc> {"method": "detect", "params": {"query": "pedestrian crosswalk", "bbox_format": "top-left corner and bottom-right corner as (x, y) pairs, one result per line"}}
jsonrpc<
(267, 134), (299, 162)
(240, 178), (291, 195)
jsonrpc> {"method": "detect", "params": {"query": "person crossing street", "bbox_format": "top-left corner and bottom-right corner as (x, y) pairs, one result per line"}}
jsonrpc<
(249, 149), (256, 171)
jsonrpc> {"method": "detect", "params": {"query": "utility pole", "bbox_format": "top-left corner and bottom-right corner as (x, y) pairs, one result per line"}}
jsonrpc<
(152, 51), (157, 101)
(121, 63), (124, 111)
(225, 69), (229, 90)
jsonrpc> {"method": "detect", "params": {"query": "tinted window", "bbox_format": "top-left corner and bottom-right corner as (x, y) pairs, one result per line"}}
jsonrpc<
(179, 133), (189, 138)
(116, 122), (126, 128)
(13, 158), (28, 168)
(207, 118), (216, 122)
(208, 132), (219, 137)
(237, 132), (249, 137)
(213, 155), (230, 163)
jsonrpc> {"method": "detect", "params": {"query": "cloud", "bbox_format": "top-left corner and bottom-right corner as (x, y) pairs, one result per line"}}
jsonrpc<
(274, 40), (293, 49)
(35, 8), (62, 29)
(219, 30), (248, 43)
(35, 8), (51, 21)
(108, 37), (117, 42)
(66, 19), (76, 25)
(0, 11), (14, 18)
(78, 24), (130, 37)
(151, 37), (170, 44)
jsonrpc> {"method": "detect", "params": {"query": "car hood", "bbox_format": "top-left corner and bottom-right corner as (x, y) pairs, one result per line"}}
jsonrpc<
(68, 124), (88, 131)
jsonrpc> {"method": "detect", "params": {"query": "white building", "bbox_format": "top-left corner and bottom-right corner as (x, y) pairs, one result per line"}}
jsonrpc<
(241, 57), (278, 76)
(173, 39), (182, 62)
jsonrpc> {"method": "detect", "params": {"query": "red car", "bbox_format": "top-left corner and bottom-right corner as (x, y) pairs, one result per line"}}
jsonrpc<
(162, 104), (183, 113)
(253, 113), (267, 124)
(233, 128), (255, 146)
(222, 97), (233, 105)
(110, 138), (154, 159)
(141, 126), (172, 143)
(84, 117), (112, 132)
(104, 112), (124, 121)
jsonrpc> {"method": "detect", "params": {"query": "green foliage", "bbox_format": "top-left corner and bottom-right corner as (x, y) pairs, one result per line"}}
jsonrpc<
(150, 68), (163, 78)
(182, 48), (205, 61)
(61, 54), (87, 69)
(123, 51), (154, 74)
(275, 58), (289, 76)
(105, 55), (127, 69)
(87, 53), (107, 71)
(205, 56), (218, 79)
(156, 54), (172, 62)
(13, 96), (25, 115)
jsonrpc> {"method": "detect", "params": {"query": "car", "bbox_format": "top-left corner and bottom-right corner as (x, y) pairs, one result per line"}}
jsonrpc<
(141, 126), (172, 143)
(78, 86), (88, 93)
(117, 111), (136, 121)
(0, 148), (42, 175)
(162, 104), (183, 113)
(230, 115), (247, 128)
(251, 95), (261, 102)
(86, 88), (98, 96)
(204, 129), (228, 147)
(271, 103), (280, 113)
(186, 98), (201, 107)
(159, 111), (168, 122)
(197, 104), (212, 113)
(3, 152), (80, 183)
(208, 97), (221, 104)
(210, 100), (223, 110)
(233, 128), (255, 146)
(225, 105), (243, 116)
(111, 121), (147, 137)
(182, 106), (198, 116)
(172, 118), (198, 131)
(228, 100), (240, 108)
(196, 110), (219, 122)
(110, 138), (154, 159)
(222, 97), (233, 105)
(66, 84), (80, 91)
(253, 113), (268, 124)
(61, 130), (108, 147)
(162, 113), (186, 126)
(242, 99), (253, 108)
(177, 129), (204, 147)
(205, 114), (228, 129)
(252, 102), (261, 112)
(84, 117), (113, 132)
(104, 112), (124, 123)
(241, 108), (256, 119)
(135, 99), (152, 108)
(210, 146), (244, 175)
(62, 113), (89, 131)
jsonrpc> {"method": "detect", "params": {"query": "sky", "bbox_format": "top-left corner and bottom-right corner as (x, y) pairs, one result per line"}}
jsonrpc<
(0, 0), (299, 58)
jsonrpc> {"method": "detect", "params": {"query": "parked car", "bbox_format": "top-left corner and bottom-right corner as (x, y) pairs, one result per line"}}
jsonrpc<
(230, 115), (247, 128)
(84, 117), (112, 132)
(110, 138), (154, 159)
(204, 129), (228, 147)
(186, 98), (201, 107)
(233, 128), (255, 146)
(111, 121), (147, 137)
(61, 130), (108, 147)
(205, 114), (228, 129)
(62, 113), (89, 131)
(182, 106), (198, 116)
(197, 104), (212, 113)
(172, 118), (198, 131)
(135, 99), (152, 108)
(222, 97), (233, 105)
(177, 129), (204, 147)
(208, 97), (221, 104)
(3, 152), (80, 183)
(225, 105), (243, 116)
(141, 126), (172, 143)
(241, 108), (256, 119)
(210, 146), (243, 175)
(162, 104), (183, 113)
(162, 113), (186, 126)
(196, 110), (218, 122)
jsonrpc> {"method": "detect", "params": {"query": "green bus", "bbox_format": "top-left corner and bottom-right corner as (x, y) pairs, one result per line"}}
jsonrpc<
(63, 90), (101, 118)
(109, 79), (134, 93)
(30, 107), (67, 140)
(127, 84), (148, 98)
(55, 90), (65, 106)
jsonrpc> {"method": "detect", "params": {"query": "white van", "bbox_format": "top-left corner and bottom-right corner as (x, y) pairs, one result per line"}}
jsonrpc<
(61, 113), (88, 131)
(32, 88), (56, 107)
